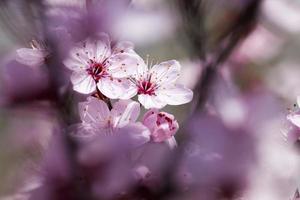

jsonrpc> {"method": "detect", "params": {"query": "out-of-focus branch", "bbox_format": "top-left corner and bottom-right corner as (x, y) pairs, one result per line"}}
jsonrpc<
(0, 0), (43, 45)
(136, 1), (263, 199)
(191, 0), (262, 113)
(177, 0), (206, 60)
(31, 1), (93, 199)
(93, 87), (113, 110)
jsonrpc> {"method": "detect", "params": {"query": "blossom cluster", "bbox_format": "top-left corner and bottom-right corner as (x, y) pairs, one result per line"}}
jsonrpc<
(17, 32), (193, 148)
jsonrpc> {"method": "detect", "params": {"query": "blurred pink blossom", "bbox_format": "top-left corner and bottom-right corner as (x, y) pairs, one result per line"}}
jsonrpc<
(232, 25), (283, 63)
(113, 3), (177, 46)
(263, 0), (300, 34)
(16, 40), (48, 69)
(176, 114), (256, 200)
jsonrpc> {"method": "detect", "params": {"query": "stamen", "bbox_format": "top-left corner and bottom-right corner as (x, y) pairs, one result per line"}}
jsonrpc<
(137, 80), (156, 95)
(87, 61), (109, 82)
(146, 54), (150, 70)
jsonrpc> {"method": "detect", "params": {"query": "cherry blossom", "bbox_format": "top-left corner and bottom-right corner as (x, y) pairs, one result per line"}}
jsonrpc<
(71, 97), (150, 147)
(63, 33), (143, 98)
(128, 59), (193, 109)
(16, 40), (48, 68)
(142, 109), (179, 147)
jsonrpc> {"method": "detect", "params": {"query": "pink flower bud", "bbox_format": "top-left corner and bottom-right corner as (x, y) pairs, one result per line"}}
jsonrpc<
(142, 109), (179, 142)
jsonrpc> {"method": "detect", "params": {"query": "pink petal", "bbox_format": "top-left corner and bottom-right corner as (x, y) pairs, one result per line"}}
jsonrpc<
(84, 35), (111, 63)
(142, 109), (179, 142)
(78, 97), (110, 125)
(112, 100), (140, 127)
(97, 77), (136, 99)
(112, 41), (135, 54)
(68, 123), (97, 139)
(165, 136), (177, 149)
(119, 83), (138, 99)
(64, 34), (111, 71)
(64, 47), (90, 71)
(106, 52), (145, 78)
(151, 122), (178, 142)
(151, 123), (171, 142)
(138, 94), (167, 109)
(16, 48), (46, 67)
(134, 59), (148, 79)
(70, 71), (96, 94)
(297, 96), (300, 108)
(142, 109), (159, 132)
(287, 114), (300, 128)
(156, 84), (193, 106)
(116, 122), (150, 148)
(150, 60), (181, 85)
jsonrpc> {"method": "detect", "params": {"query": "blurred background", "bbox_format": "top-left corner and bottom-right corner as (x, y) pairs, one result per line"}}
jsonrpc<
(0, 0), (300, 200)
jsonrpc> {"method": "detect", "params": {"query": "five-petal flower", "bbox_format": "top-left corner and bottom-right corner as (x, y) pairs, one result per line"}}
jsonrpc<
(128, 60), (193, 109)
(64, 33), (143, 99)
(72, 97), (150, 147)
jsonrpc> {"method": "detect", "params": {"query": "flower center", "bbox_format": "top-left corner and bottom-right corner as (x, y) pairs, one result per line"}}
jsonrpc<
(137, 80), (156, 95)
(87, 60), (108, 82)
(156, 113), (176, 131)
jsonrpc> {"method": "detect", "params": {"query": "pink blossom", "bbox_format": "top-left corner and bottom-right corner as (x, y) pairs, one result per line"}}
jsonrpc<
(16, 40), (48, 68)
(128, 60), (193, 109)
(142, 109), (179, 145)
(71, 97), (150, 147)
(63, 33), (143, 98)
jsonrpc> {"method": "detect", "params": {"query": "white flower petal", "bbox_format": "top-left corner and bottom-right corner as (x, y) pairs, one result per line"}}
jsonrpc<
(70, 71), (96, 94)
(64, 34), (111, 72)
(156, 84), (193, 105)
(297, 96), (300, 108)
(287, 114), (300, 128)
(64, 47), (90, 71)
(78, 97), (110, 125)
(84, 36), (111, 63)
(112, 41), (135, 54)
(119, 83), (138, 99)
(138, 94), (166, 109)
(97, 77), (136, 99)
(16, 48), (46, 67)
(106, 52), (144, 78)
(112, 100), (140, 127)
(134, 59), (148, 79)
(165, 136), (177, 150)
(150, 60), (180, 85)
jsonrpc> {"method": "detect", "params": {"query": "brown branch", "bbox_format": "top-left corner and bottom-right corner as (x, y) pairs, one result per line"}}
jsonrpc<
(92, 87), (113, 110)
(192, 0), (262, 113)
